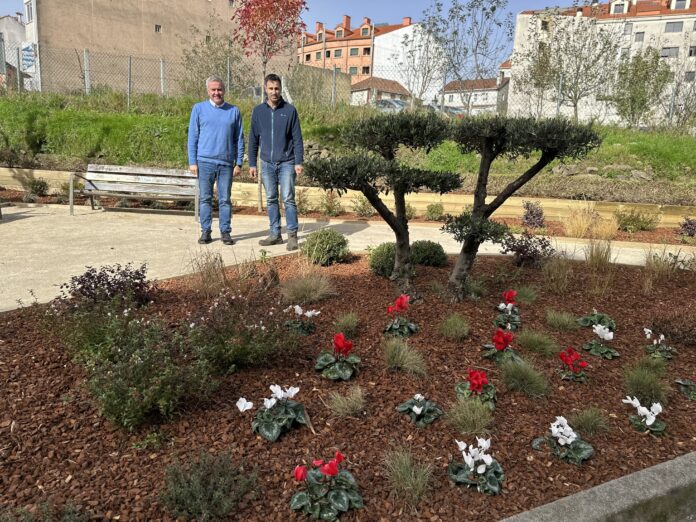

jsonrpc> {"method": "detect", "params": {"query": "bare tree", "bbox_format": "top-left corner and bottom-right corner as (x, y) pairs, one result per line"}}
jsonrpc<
(659, 35), (696, 129)
(513, 34), (556, 118)
(422, 0), (513, 108)
(392, 25), (446, 108)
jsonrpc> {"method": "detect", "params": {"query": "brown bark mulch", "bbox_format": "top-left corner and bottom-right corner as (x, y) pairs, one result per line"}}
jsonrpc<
(1, 254), (695, 520)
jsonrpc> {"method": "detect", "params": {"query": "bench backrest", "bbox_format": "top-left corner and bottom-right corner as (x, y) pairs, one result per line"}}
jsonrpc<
(85, 164), (196, 197)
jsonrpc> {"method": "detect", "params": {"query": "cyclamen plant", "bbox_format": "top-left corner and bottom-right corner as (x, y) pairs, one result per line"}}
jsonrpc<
(384, 294), (418, 337)
(284, 305), (321, 335)
(315, 333), (361, 381)
(532, 416), (594, 465)
(482, 328), (522, 364)
(395, 393), (443, 427)
(448, 438), (505, 496)
(559, 347), (589, 383)
(622, 396), (665, 436)
(675, 376), (696, 400)
(577, 309), (616, 331)
(246, 385), (309, 442)
(291, 451), (364, 521)
(455, 368), (497, 411)
(583, 324), (620, 359)
(643, 328), (677, 360)
(493, 289), (521, 331)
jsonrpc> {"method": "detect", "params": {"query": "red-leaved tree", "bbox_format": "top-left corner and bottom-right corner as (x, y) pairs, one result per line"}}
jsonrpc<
(233, 0), (307, 83)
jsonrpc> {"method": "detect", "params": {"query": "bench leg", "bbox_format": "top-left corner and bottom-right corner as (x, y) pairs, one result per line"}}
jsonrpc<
(89, 195), (95, 210)
(195, 185), (199, 222)
(69, 173), (74, 215)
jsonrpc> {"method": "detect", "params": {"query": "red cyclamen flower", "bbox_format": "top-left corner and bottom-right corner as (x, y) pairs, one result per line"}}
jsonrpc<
(492, 328), (514, 351)
(334, 451), (345, 464)
(387, 294), (410, 315)
(312, 459), (324, 467)
(560, 347), (587, 373)
(333, 333), (353, 357)
(293, 465), (308, 481)
(319, 459), (339, 476)
(502, 289), (517, 305)
(466, 368), (488, 395)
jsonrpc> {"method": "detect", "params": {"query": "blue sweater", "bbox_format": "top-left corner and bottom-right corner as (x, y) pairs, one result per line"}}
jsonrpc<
(187, 101), (244, 167)
(248, 99), (304, 168)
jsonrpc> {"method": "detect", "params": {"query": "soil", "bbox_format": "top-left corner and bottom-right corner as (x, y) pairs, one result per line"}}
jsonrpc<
(2, 254), (696, 521)
(1, 188), (693, 247)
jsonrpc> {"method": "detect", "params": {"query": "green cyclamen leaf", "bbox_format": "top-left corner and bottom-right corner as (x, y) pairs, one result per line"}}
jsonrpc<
(257, 421), (282, 442)
(290, 491), (310, 510)
(328, 489), (350, 512)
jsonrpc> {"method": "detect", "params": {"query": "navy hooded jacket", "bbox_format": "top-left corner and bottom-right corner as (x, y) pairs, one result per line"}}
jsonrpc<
(248, 98), (304, 168)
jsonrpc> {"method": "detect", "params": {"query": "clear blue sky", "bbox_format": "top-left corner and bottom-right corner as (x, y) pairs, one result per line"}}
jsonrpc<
(1, 1), (566, 24)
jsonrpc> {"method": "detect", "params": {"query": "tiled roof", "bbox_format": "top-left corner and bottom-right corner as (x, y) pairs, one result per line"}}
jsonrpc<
(444, 78), (498, 92)
(351, 76), (411, 96)
(522, 1), (696, 19)
(500, 59), (512, 69)
(304, 22), (407, 44)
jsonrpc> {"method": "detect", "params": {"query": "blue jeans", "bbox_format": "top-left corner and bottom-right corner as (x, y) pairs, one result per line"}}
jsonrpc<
(261, 160), (297, 236)
(198, 161), (232, 233)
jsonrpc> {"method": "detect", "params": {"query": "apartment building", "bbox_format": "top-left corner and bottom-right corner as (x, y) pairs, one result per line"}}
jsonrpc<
(508, 0), (696, 122)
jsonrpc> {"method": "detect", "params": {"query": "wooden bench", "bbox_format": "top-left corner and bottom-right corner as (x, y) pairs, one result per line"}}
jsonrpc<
(70, 164), (199, 219)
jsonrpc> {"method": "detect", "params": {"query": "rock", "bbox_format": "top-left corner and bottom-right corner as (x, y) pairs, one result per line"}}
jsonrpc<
(631, 169), (653, 181)
(320, 149), (330, 158)
(602, 164), (632, 172)
(552, 164), (579, 176)
(586, 167), (599, 174)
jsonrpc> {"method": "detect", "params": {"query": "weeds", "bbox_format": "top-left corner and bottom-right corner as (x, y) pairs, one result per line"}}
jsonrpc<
(437, 313), (470, 341)
(327, 385), (365, 417)
(584, 240), (613, 272)
(570, 407), (609, 437)
(501, 360), (549, 397)
(644, 247), (683, 282)
(383, 447), (433, 508)
(189, 251), (231, 299)
(383, 338), (427, 376)
(516, 330), (560, 356)
(445, 397), (493, 435)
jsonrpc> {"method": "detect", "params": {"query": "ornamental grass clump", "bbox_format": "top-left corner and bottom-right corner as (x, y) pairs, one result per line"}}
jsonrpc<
(333, 312), (359, 339)
(291, 451), (363, 521)
(384, 294), (418, 337)
(624, 363), (668, 406)
(383, 447), (433, 508)
(570, 407), (609, 437)
(328, 386), (366, 417)
(284, 304), (321, 336)
(532, 416), (594, 465)
(448, 438), (504, 496)
(493, 289), (522, 330)
(445, 397), (493, 435)
(559, 347), (589, 383)
(482, 328), (522, 364)
(246, 385), (309, 442)
(501, 360), (549, 397)
(622, 396), (665, 436)
(643, 328), (677, 360)
(281, 271), (337, 304)
(383, 338), (427, 376)
(396, 393), (443, 427)
(438, 313), (470, 341)
(516, 329), (560, 357)
(545, 309), (579, 331)
(315, 333), (361, 381)
(454, 369), (496, 411)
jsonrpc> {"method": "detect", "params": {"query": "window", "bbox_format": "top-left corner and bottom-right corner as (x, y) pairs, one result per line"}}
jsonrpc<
(624, 22), (632, 35)
(336, 29), (343, 38)
(315, 51), (321, 60)
(541, 20), (549, 31)
(674, 0), (687, 8)
(635, 31), (645, 42)
(349, 47), (358, 56)
(689, 45), (696, 57)
(685, 71), (696, 82)
(349, 66), (358, 75)
(363, 47), (371, 56)
(621, 47), (630, 58)
(660, 47), (679, 57)
(325, 50), (330, 58)
(305, 54), (310, 62)
(25, 1), (33, 22)
(361, 27), (369, 36)
(665, 21), (683, 32)
(334, 66), (341, 72)
(612, 2), (625, 14)
(334, 49), (342, 58)
(362, 66), (370, 74)
(205, 35), (212, 44)
(448, 94), (454, 102)
(154, 24), (162, 33)
(318, 33), (323, 42)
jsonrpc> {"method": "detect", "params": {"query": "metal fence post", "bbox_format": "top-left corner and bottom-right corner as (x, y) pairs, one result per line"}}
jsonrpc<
(160, 58), (166, 96)
(83, 48), (91, 94)
(127, 56), (132, 109)
(16, 47), (22, 92)
(331, 66), (337, 107)
(0, 35), (6, 77)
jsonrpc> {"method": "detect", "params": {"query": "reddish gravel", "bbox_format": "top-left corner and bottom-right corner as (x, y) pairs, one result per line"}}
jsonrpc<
(1, 255), (695, 520)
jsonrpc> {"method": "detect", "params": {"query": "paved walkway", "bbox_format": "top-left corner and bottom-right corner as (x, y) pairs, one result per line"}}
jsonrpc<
(1, 204), (695, 312)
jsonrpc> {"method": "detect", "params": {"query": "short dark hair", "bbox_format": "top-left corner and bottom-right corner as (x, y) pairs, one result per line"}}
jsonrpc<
(265, 74), (282, 86)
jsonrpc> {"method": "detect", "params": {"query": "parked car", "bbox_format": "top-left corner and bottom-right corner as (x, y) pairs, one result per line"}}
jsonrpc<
(442, 106), (467, 119)
(375, 99), (405, 113)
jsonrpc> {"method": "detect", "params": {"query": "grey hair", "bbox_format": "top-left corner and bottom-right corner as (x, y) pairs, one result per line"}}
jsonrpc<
(205, 75), (225, 89)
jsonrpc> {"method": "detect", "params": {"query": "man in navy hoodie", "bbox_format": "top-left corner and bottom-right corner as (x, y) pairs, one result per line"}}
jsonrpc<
(248, 73), (304, 251)
(188, 75), (244, 245)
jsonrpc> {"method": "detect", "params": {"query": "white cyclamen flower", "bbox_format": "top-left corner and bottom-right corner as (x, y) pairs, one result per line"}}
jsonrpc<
(643, 328), (653, 339)
(293, 305), (303, 316)
(413, 393), (425, 401)
(481, 454), (493, 466)
(622, 396), (641, 408)
(593, 324), (614, 341)
(304, 310), (321, 318)
(455, 440), (467, 453)
(283, 305), (294, 313)
(497, 303), (506, 311)
(235, 397), (253, 412)
(658, 334), (665, 343)
(650, 403), (662, 416)
(506, 303), (514, 312)
(284, 386), (300, 399)
(269, 384), (284, 400)
(263, 397), (277, 410)
(463, 453), (474, 469)
(477, 464), (487, 474)
(476, 437), (491, 452)
(412, 405), (423, 415)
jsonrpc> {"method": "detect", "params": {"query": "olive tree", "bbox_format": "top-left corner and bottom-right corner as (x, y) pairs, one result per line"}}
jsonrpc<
(445, 117), (601, 299)
(304, 112), (461, 290)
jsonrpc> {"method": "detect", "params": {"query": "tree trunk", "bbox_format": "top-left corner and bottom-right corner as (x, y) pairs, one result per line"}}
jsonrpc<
(390, 189), (413, 292)
(447, 235), (482, 300)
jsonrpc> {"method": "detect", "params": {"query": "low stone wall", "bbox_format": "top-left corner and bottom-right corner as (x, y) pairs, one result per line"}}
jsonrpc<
(1, 167), (694, 227)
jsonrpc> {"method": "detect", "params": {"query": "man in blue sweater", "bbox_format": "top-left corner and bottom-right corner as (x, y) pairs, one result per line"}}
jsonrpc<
(188, 75), (244, 245)
(248, 74), (304, 250)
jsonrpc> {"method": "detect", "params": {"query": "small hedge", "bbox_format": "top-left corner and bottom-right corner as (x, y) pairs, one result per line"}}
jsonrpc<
(300, 229), (349, 266)
(369, 240), (447, 277)
(368, 242), (396, 277)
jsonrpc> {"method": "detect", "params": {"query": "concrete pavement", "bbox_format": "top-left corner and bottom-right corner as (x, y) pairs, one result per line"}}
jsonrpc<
(1, 204), (695, 312)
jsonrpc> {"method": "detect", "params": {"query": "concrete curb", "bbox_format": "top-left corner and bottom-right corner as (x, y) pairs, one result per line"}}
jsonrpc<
(500, 451), (696, 522)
